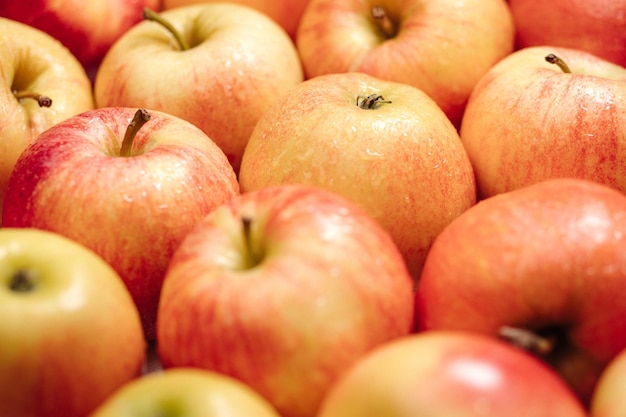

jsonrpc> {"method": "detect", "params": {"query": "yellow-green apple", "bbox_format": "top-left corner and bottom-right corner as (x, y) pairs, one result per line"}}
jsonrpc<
(2, 107), (239, 340)
(161, 0), (310, 40)
(460, 46), (626, 199)
(156, 184), (415, 417)
(318, 331), (587, 417)
(590, 347), (626, 417)
(295, 0), (515, 127)
(238, 72), (477, 279)
(90, 368), (281, 417)
(94, 4), (304, 173)
(415, 178), (626, 405)
(0, 227), (145, 417)
(509, 0), (626, 68)
(0, 0), (161, 71)
(0, 17), (94, 223)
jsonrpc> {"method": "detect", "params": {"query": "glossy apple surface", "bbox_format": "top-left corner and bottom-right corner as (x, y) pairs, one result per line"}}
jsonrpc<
(296, 0), (514, 126)
(157, 184), (415, 417)
(90, 368), (281, 417)
(510, 0), (626, 68)
(590, 347), (626, 417)
(239, 72), (476, 278)
(0, 17), (94, 222)
(318, 331), (587, 417)
(415, 178), (626, 404)
(95, 4), (303, 173)
(460, 45), (626, 199)
(2, 107), (239, 339)
(0, 228), (145, 417)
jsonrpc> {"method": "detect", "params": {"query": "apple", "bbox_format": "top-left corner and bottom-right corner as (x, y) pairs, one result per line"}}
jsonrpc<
(317, 331), (587, 417)
(90, 368), (281, 417)
(0, 227), (145, 417)
(414, 178), (626, 405)
(94, 4), (304, 173)
(156, 184), (415, 417)
(2, 107), (240, 340)
(295, 0), (515, 127)
(161, 0), (310, 40)
(509, 0), (626, 68)
(590, 347), (626, 417)
(0, 0), (161, 71)
(0, 17), (94, 223)
(238, 72), (477, 279)
(459, 45), (626, 199)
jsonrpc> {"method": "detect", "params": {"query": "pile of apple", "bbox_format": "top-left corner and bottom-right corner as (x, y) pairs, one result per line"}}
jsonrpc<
(1, 0), (625, 416)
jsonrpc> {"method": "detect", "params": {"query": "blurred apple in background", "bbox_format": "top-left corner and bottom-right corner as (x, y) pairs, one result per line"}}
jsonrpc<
(0, 0), (160, 72)
(2, 107), (239, 340)
(161, 0), (310, 40)
(0, 17), (94, 223)
(590, 347), (626, 417)
(460, 46), (626, 199)
(239, 72), (476, 279)
(415, 178), (626, 405)
(510, 0), (626, 68)
(0, 228), (145, 417)
(318, 331), (587, 417)
(157, 184), (415, 417)
(95, 4), (303, 173)
(296, 0), (514, 127)
(90, 368), (281, 417)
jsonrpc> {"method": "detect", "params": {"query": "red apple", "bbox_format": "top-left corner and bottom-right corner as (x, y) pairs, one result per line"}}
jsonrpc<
(0, 0), (160, 71)
(459, 46), (626, 199)
(415, 178), (626, 405)
(510, 0), (626, 68)
(2, 107), (239, 340)
(157, 184), (415, 417)
(0, 227), (145, 417)
(0, 16), (94, 222)
(161, 0), (310, 40)
(94, 4), (304, 173)
(295, 0), (515, 126)
(238, 72), (477, 278)
(318, 331), (587, 417)
(590, 347), (626, 417)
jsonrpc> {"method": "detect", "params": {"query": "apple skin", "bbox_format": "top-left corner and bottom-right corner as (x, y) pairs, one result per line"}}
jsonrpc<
(0, 0), (160, 70)
(0, 227), (145, 417)
(510, 0), (626, 68)
(89, 368), (281, 417)
(414, 178), (626, 405)
(94, 3), (304, 173)
(2, 107), (240, 340)
(590, 347), (626, 417)
(161, 0), (310, 40)
(238, 72), (477, 279)
(459, 45), (626, 199)
(318, 331), (587, 417)
(0, 17), (94, 223)
(295, 0), (515, 127)
(157, 184), (415, 417)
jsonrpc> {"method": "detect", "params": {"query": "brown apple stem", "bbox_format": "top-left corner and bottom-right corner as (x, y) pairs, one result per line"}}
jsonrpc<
(499, 325), (556, 356)
(120, 109), (151, 157)
(241, 216), (261, 268)
(356, 93), (392, 110)
(9, 270), (37, 293)
(545, 54), (572, 74)
(371, 6), (397, 38)
(143, 7), (190, 51)
(13, 90), (52, 107)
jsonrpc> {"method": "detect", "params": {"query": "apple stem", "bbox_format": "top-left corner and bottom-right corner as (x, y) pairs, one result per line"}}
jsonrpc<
(371, 6), (397, 39)
(120, 109), (151, 157)
(499, 325), (556, 356)
(545, 54), (572, 74)
(242, 216), (262, 268)
(356, 93), (392, 110)
(143, 8), (190, 51)
(13, 90), (52, 107)
(9, 270), (36, 293)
